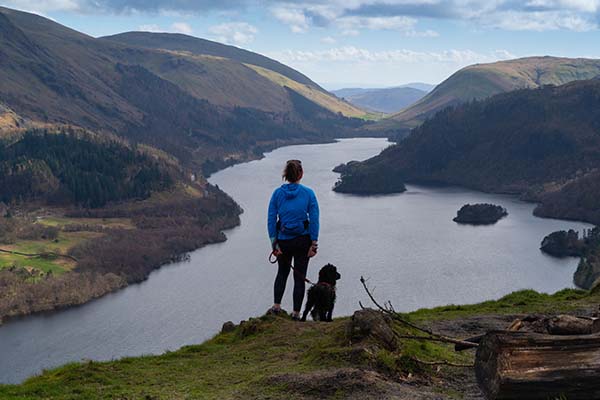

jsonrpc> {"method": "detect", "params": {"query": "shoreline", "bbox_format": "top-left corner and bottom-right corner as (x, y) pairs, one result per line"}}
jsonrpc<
(0, 137), (343, 327)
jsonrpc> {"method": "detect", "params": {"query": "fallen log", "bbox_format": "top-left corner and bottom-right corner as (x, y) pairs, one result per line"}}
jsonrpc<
(508, 314), (600, 335)
(475, 331), (600, 400)
(455, 315), (600, 352)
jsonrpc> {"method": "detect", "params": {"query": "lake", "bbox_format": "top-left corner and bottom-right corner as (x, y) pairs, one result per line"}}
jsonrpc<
(0, 138), (591, 384)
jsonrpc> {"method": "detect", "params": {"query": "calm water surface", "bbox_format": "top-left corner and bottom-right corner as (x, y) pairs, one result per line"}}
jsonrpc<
(0, 138), (591, 383)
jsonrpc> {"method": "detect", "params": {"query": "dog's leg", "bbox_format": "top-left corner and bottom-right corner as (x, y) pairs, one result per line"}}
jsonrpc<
(318, 307), (327, 321)
(326, 292), (336, 322)
(301, 291), (315, 322)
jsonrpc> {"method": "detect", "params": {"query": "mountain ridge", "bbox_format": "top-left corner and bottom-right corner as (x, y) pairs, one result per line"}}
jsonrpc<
(377, 56), (600, 135)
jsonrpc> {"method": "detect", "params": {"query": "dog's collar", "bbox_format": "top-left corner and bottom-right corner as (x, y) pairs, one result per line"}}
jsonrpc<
(318, 282), (334, 288)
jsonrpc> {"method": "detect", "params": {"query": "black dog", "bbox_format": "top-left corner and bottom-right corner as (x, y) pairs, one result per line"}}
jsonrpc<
(301, 264), (341, 322)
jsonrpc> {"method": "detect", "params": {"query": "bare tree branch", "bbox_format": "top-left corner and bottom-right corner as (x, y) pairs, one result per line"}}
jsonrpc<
(410, 356), (473, 368)
(360, 276), (478, 349)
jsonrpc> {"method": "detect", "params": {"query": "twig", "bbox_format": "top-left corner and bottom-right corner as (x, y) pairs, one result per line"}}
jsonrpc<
(0, 248), (78, 262)
(410, 356), (473, 368)
(360, 276), (478, 349)
(394, 333), (466, 345)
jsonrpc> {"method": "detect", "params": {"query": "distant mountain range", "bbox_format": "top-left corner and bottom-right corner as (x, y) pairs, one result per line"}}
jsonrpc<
(375, 57), (600, 135)
(332, 86), (429, 114)
(334, 77), (600, 226)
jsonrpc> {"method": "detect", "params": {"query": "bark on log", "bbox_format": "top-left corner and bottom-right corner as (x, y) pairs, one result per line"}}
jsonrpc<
(546, 315), (600, 335)
(456, 316), (599, 352)
(475, 331), (600, 400)
(509, 314), (600, 335)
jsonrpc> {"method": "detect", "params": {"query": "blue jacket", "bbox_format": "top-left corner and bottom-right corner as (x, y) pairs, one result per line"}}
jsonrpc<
(268, 183), (319, 242)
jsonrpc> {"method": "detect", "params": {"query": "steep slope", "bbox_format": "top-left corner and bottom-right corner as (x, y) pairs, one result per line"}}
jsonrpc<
(102, 32), (366, 117)
(377, 57), (600, 134)
(333, 86), (427, 113)
(334, 79), (600, 225)
(102, 31), (317, 87)
(0, 7), (366, 168)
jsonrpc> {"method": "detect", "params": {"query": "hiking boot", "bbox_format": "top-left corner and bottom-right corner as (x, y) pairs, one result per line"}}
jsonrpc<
(267, 307), (287, 316)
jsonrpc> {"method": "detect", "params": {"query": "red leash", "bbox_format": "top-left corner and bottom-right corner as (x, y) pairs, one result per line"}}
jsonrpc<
(269, 251), (315, 286)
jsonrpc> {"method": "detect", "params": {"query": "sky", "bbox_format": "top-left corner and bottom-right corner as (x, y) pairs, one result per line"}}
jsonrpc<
(2, 1), (600, 88)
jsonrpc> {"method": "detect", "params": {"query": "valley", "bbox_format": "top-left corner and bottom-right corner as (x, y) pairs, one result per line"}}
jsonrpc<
(0, 6), (375, 323)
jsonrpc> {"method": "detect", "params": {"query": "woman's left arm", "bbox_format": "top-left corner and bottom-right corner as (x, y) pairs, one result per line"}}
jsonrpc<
(308, 190), (319, 243)
(267, 191), (279, 248)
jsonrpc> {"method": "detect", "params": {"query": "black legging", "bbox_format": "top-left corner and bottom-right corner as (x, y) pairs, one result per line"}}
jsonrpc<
(274, 235), (312, 312)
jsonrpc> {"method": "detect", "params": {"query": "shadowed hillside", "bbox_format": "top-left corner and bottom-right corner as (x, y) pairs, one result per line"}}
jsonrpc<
(334, 78), (600, 226)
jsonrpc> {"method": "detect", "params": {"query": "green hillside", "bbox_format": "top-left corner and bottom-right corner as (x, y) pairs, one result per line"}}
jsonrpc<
(102, 31), (366, 117)
(377, 57), (600, 135)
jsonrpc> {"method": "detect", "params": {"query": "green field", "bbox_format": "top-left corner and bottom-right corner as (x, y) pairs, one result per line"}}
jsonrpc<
(37, 216), (133, 229)
(0, 216), (131, 275)
(0, 231), (101, 274)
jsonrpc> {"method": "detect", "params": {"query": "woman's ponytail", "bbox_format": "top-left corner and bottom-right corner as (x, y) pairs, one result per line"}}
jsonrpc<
(283, 160), (303, 182)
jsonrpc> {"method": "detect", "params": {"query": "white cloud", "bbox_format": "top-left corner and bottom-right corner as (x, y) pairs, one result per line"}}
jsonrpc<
(208, 22), (258, 46)
(270, 6), (310, 33)
(1, 0), (81, 12)
(268, 46), (519, 86)
(338, 15), (417, 31)
(269, 46), (516, 64)
(341, 29), (360, 36)
(405, 29), (440, 37)
(171, 22), (193, 34)
(320, 36), (337, 44)
(336, 15), (440, 36)
(267, 0), (600, 33)
(4, 0), (599, 33)
(488, 10), (597, 31)
(136, 23), (193, 34)
(138, 24), (162, 32)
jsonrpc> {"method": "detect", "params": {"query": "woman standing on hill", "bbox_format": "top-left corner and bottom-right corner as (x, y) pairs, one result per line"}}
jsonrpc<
(267, 159), (319, 320)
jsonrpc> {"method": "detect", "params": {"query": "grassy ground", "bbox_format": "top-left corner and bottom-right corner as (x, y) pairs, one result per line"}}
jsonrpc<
(408, 288), (593, 323)
(2, 288), (598, 399)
